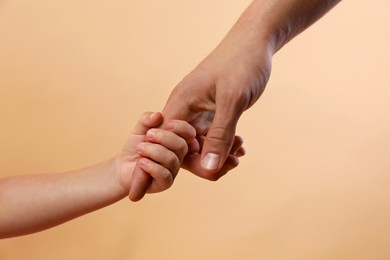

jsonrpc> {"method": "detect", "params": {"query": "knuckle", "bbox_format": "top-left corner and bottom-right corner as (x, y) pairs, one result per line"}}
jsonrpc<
(147, 129), (163, 140)
(158, 169), (174, 189)
(235, 135), (244, 146)
(160, 168), (172, 182)
(177, 121), (197, 142)
(178, 140), (188, 158)
(167, 153), (180, 169)
(221, 84), (245, 99)
(156, 130), (165, 140)
(206, 127), (233, 145)
(219, 83), (252, 111)
(172, 82), (197, 107)
(188, 127), (197, 142)
(182, 120), (196, 135)
(142, 143), (152, 153)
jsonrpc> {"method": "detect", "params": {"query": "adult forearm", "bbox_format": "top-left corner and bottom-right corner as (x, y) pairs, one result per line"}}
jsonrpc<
(0, 158), (125, 238)
(233, 0), (341, 53)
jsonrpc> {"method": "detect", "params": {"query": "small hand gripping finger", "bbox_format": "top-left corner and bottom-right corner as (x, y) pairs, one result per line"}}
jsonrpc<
(128, 112), (163, 202)
(136, 141), (179, 192)
(128, 118), (196, 201)
(142, 120), (197, 193)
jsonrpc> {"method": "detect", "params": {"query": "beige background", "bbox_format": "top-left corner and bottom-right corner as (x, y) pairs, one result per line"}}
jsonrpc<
(0, 0), (390, 259)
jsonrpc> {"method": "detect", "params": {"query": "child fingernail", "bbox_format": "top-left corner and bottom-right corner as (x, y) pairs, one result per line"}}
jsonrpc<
(136, 143), (145, 153)
(147, 129), (157, 139)
(147, 129), (162, 141)
(201, 153), (220, 170)
(139, 158), (148, 167)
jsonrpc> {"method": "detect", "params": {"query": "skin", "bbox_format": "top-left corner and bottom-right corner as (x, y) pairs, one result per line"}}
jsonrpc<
(0, 0), (341, 238)
(129, 0), (341, 200)
(0, 112), (204, 238)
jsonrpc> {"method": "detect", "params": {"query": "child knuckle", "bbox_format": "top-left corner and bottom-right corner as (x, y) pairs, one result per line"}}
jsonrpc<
(178, 140), (188, 155)
(159, 170), (173, 186)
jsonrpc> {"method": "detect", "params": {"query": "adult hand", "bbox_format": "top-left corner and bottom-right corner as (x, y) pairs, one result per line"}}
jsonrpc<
(161, 22), (274, 181)
(129, 0), (341, 200)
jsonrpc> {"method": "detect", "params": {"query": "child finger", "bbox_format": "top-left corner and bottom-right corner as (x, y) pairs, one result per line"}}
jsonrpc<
(145, 129), (188, 162)
(137, 142), (180, 174)
(197, 135), (205, 150)
(128, 164), (152, 202)
(230, 135), (244, 155)
(139, 158), (174, 192)
(187, 138), (200, 154)
(235, 147), (246, 157)
(132, 112), (163, 135)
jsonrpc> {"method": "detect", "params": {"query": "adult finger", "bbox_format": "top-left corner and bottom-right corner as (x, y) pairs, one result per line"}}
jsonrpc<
(182, 153), (240, 181)
(200, 99), (242, 174)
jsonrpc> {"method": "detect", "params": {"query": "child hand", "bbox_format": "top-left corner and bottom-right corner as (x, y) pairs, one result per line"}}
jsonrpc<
(115, 112), (196, 198)
(128, 126), (246, 201)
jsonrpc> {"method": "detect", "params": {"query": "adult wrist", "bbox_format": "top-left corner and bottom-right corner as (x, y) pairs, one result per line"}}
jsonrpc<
(229, 0), (280, 56)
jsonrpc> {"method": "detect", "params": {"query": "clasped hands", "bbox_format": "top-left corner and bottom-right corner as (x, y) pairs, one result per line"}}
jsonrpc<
(116, 111), (245, 202)
(123, 23), (273, 201)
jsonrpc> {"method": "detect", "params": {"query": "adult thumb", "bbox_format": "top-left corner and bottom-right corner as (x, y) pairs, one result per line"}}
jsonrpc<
(200, 106), (241, 173)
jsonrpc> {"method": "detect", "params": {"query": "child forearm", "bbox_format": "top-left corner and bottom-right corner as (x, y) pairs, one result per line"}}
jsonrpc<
(0, 158), (125, 238)
(0, 112), (200, 239)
